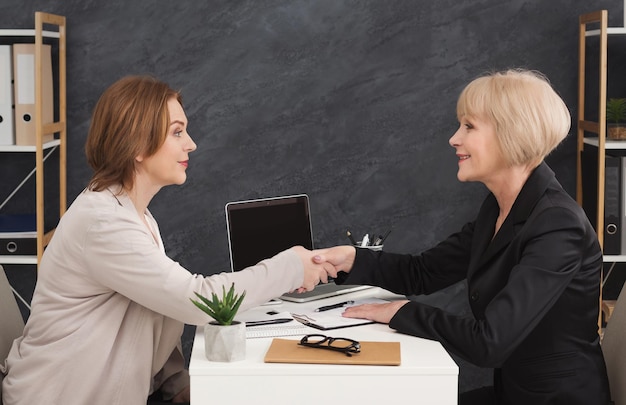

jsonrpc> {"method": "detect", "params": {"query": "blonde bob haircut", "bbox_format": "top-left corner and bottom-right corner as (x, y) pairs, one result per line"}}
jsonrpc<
(456, 69), (571, 167)
(85, 75), (181, 192)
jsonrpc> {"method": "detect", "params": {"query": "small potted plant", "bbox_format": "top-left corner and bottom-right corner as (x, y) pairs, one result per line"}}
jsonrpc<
(190, 283), (247, 362)
(606, 98), (626, 140)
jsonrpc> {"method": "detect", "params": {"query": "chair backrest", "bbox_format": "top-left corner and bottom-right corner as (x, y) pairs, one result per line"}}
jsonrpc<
(602, 285), (626, 405)
(0, 265), (25, 400)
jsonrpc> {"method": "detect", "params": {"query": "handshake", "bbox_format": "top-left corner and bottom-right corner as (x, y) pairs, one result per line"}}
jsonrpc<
(290, 245), (358, 293)
(290, 246), (408, 324)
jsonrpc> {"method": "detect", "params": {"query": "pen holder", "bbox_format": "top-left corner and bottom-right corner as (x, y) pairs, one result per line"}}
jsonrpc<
(355, 242), (383, 251)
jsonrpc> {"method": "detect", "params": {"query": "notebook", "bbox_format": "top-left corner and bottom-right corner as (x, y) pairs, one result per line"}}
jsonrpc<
(225, 194), (371, 302)
(264, 338), (401, 366)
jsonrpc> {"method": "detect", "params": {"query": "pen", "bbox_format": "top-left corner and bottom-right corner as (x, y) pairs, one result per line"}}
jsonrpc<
(314, 300), (355, 312)
(245, 318), (292, 327)
(346, 230), (357, 245)
(377, 229), (392, 245)
(360, 234), (370, 247)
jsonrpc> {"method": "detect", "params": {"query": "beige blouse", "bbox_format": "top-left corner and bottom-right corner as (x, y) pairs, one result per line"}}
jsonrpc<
(1, 189), (304, 404)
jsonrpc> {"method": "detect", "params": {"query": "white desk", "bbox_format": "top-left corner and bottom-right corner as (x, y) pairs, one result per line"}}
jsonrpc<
(189, 288), (459, 404)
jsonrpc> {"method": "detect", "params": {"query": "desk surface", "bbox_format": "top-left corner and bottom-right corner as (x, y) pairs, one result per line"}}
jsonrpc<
(189, 287), (459, 404)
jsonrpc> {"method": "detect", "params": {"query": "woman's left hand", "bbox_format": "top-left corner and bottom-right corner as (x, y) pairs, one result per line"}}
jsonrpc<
(342, 300), (409, 324)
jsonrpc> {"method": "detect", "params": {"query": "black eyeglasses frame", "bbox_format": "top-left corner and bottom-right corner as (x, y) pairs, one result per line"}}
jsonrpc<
(298, 334), (361, 357)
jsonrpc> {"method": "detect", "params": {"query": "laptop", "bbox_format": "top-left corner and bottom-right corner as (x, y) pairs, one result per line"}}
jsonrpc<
(225, 194), (370, 302)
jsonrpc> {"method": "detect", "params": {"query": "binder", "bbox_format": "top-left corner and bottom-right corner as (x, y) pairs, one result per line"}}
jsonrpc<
(264, 338), (401, 366)
(0, 236), (37, 255)
(0, 213), (37, 232)
(12, 43), (54, 146)
(604, 154), (621, 254)
(621, 157), (626, 255)
(0, 45), (14, 145)
(0, 213), (37, 256)
(581, 148), (622, 254)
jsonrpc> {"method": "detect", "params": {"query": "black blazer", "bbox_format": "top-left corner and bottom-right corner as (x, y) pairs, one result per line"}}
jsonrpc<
(339, 163), (610, 405)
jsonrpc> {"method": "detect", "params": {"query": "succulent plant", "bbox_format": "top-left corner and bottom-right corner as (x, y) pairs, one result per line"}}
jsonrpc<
(190, 283), (246, 326)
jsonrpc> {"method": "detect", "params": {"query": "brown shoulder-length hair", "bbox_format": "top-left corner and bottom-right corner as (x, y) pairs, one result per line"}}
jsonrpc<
(85, 75), (182, 192)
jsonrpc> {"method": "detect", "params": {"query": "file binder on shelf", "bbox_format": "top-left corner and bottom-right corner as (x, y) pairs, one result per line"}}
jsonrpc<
(0, 214), (37, 256)
(581, 147), (622, 255)
(12, 43), (54, 146)
(605, 156), (622, 255)
(0, 45), (13, 145)
(621, 157), (626, 256)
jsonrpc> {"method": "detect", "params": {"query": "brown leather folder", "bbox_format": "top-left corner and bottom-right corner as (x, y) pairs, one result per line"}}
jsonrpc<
(264, 338), (401, 366)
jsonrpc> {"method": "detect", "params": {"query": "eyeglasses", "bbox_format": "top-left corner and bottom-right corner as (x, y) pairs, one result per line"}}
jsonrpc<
(298, 334), (361, 357)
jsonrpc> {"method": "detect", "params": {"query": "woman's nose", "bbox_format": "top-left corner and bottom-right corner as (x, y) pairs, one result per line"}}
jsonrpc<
(186, 133), (197, 151)
(449, 128), (461, 147)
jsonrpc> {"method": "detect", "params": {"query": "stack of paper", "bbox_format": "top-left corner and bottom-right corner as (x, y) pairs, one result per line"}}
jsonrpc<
(238, 311), (313, 339)
(291, 298), (389, 330)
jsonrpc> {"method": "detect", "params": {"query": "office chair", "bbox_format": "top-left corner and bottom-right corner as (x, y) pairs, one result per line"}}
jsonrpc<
(602, 284), (626, 405)
(0, 265), (25, 401)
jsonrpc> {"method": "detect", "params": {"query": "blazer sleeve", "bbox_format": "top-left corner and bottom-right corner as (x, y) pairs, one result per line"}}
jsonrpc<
(388, 206), (596, 367)
(337, 221), (475, 296)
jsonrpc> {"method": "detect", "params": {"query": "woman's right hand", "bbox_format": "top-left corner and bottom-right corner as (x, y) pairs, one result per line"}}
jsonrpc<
(311, 245), (356, 278)
(290, 246), (329, 292)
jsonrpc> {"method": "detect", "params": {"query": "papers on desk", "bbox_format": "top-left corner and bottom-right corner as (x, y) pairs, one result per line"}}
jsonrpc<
(291, 298), (389, 330)
(239, 311), (313, 339)
(239, 298), (390, 338)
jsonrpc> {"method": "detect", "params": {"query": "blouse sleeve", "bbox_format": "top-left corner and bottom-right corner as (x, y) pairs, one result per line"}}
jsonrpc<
(81, 205), (304, 325)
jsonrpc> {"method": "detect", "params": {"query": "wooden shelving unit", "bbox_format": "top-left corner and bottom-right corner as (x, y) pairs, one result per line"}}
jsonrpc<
(0, 12), (66, 265)
(577, 7), (626, 326)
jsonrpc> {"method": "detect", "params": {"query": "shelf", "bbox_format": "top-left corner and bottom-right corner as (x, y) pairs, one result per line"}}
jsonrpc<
(0, 255), (38, 265)
(0, 29), (60, 38)
(0, 139), (61, 152)
(604, 255), (626, 262)
(584, 137), (626, 150)
(586, 27), (626, 36)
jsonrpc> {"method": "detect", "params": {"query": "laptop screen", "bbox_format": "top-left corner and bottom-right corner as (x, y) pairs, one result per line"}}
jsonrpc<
(225, 194), (313, 272)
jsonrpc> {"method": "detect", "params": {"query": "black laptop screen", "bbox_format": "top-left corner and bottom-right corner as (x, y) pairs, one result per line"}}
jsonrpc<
(226, 195), (313, 272)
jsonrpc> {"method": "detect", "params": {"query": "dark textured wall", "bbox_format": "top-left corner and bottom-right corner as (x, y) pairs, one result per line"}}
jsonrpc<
(0, 0), (622, 275)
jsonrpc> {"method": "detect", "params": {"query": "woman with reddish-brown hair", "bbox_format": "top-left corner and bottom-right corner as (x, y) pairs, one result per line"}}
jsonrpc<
(1, 76), (329, 405)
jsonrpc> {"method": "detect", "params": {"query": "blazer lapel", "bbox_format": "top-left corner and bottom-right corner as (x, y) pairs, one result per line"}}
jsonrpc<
(469, 162), (556, 275)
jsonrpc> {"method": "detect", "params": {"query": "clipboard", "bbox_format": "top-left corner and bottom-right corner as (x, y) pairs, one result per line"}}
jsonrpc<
(264, 338), (401, 366)
(291, 313), (374, 330)
(291, 298), (388, 330)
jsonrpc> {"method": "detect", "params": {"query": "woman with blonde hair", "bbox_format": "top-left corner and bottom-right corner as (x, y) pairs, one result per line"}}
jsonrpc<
(1, 76), (329, 404)
(314, 69), (611, 404)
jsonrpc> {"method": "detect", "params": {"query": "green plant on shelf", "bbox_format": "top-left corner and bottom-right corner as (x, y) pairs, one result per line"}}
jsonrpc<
(607, 98), (626, 123)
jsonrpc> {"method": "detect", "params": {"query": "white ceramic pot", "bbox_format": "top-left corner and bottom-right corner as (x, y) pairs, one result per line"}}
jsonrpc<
(203, 321), (246, 362)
